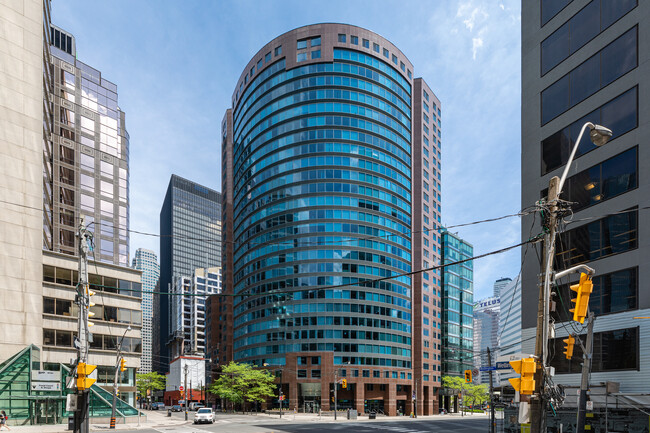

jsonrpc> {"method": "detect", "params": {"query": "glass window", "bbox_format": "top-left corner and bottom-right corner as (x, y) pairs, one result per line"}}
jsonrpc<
(43, 329), (55, 346)
(297, 40), (308, 50)
(541, 22), (569, 75)
(541, 75), (570, 125)
(311, 369), (321, 378)
(392, 54), (398, 65)
(297, 370), (306, 378)
(43, 265), (55, 283)
(383, 48), (389, 58)
(56, 298), (73, 316)
(311, 50), (321, 59)
(569, 1), (600, 53)
(56, 268), (72, 285)
(362, 39), (370, 48)
(601, 0), (637, 28)
(296, 52), (308, 62)
(338, 34), (346, 43)
(351, 36), (358, 45)
(373, 43), (380, 53)
(56, 330), (72, 347)
(569, 55), (599, 105)
(601, 27), (637, 86)
(541, 0), (572, 26)
(311, 37), (321, 47)
(265, 52), (271, 63)
(44, 297), (55, 314)
(257, 59), (262, 70)
(541, 87), (637, 174)
(274, 46), (282, 56)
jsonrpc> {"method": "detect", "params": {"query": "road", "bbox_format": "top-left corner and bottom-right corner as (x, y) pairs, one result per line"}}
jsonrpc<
(118, 411), (489, 433)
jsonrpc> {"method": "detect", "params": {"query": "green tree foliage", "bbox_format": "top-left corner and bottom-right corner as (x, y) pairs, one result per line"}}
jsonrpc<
(442, 375), (489, 414)
(136, 372), (166, 402)
(208, 361), (276, 412)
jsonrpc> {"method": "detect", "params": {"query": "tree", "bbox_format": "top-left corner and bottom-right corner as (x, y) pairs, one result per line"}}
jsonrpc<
(208, 361), (276, 413)
(442, 375), (488, 414)
(136, 372), (166, 407)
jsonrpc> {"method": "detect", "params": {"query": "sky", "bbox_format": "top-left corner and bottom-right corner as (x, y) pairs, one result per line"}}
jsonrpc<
(52, 0), (522, 301)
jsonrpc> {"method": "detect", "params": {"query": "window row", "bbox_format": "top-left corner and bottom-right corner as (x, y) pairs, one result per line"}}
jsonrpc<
(542, 86), (637, 175)
(236, 188), (411, 239)
(236, 44), (283, 103)
(555, 208), (637, 268)
(552, 267), (637, 322)
(541, 147), (636, 212)
(43, 265), (141, 296)
(235, 85), (411, 142)
(550, 327), (638, 373)
(43, 329), (142, 353)
(333, 47), (411, 89)
(43, 296), (142, 325)
(541, 0), (637, 75)
(541, 26), (637, 125)
(541, 0), (573, 26)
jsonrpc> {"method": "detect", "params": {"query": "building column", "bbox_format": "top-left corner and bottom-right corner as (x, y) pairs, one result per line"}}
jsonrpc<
(321, 380), (330, 412)
(355, 383), (365, 414)
(386, 383), (397, 416)
(289, 381), (299, 412)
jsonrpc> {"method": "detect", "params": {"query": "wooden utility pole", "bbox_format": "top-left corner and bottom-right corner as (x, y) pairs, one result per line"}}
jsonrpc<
(488, 347), (495, 433)
(576, 313), (595, 433)
(531, 176), (560, 433)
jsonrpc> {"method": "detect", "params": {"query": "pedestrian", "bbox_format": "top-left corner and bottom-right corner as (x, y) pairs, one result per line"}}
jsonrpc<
(0, 410), (10, 431)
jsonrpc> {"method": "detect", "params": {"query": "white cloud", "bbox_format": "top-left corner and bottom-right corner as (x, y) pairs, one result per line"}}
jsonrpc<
(472, 36), (484, 60)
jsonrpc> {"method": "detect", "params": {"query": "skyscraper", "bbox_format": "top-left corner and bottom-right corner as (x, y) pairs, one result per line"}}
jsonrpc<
(492, 277), (511, 298)
(440, 230), (474, 376)
(522, 1), (648, 392)
(473, 296), (500, 384)
(498, 277), (521, 386)
(132, 248), (160, 373)
(48, 25), (130, 267)
(157, 175), (221, 372)
(220, 23), (442, 416)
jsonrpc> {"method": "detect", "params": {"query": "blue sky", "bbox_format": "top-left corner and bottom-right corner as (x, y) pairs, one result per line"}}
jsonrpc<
(53, 0), (522, 301)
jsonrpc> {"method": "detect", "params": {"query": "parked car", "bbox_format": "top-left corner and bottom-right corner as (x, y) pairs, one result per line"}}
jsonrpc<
(151, 402), (165, 410)
(194, 408), (214, 424)
(171, 405), (182, 412)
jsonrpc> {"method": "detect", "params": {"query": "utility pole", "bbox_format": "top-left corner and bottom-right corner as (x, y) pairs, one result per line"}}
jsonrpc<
(184, 364), (189, 421)
(111, 327), (131, 429)
(75, 216), (92, 433)
(531, 176), (560, 433)
(279, 369), (283, 419)
(487, 347), (495, 433)
(576, 312), (595, 433)
(334, 368), (338, 420)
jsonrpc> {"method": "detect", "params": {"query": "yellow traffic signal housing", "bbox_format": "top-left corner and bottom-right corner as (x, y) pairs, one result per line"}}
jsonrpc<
(120, 358), (127, 372)
(341, 378), (347, 389)
(563, 335), (575, 359)
(509, 358), (537, 395)
(464, 370), (472, 383)
(570, 273), (593, 324)
(77, 362), (97, 390)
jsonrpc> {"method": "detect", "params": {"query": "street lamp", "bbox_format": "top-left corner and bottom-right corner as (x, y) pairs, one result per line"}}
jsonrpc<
(557, 122), (612, 193)
(110, 326), (131, 429)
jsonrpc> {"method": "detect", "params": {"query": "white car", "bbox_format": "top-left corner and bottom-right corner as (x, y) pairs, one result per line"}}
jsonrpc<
(193, 408), (214, 424)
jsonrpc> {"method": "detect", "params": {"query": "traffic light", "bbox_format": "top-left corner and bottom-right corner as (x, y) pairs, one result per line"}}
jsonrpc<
(570, 273), (593, 324)
(509, 358), (537, 395)
(331, 396), (335, 403)
(464, 370), (472, 383)
(563, 335), (575, 360)
(120, 358), (127, 372)
(77, 362), (97, 390)
(87, 287), (96, 327)
(341, 379), (347, 389)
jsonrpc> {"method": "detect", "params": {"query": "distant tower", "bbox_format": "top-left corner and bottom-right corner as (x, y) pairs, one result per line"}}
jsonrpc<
(132, 248), (160, 373)
(492, 277), (511, 298)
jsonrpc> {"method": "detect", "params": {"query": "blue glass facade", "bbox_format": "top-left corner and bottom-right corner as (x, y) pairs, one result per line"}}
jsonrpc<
(228, 27), (413, 370)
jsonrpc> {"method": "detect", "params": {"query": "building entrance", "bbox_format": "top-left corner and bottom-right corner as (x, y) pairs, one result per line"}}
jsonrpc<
(34, 399), (60, 424)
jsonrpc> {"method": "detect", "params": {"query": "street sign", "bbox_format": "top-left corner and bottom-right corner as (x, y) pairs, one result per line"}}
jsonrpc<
(31, 381), (61, 391)
(496, 362), (512, 370)
(179, 386), (184, 391)
(32, 370), (61, 381)
(480, 366), (497, 372)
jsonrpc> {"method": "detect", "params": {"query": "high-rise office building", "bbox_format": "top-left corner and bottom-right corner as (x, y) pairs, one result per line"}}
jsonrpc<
(473, 296), (500, 384)
(157, 175), (221, 372)
(48, 25), (130, 267)
(441, 230), (474, 377)
(0, 1), (142, 418)
(498, 277), (521, 385)
(493, 277), (511, 298)
(132, 248), (160, 373)
(522, 1), (648, 392)
(220, 24), (442, 416)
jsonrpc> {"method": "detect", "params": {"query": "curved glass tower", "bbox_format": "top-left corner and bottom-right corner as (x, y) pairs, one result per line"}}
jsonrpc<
(221, 24), (442, 416)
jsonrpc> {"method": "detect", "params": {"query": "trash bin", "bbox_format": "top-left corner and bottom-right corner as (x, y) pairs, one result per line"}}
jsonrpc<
(167, 409), (172, 417)
(368, 412), (376, 420)
(67, 416), (75, 431)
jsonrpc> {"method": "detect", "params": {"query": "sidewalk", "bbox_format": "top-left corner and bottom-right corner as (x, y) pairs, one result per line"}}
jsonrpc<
(8, 410), (189, 433)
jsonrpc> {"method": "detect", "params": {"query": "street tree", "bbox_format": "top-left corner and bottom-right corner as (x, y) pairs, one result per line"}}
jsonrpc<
(208, 361), (275, 413)
(136, 372), (166, 408)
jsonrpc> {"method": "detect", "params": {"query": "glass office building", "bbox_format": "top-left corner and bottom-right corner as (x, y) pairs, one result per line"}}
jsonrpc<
(132, 248), (160, 373)
(521, 1), (649, 394)
(440, 230), (474, 377)
(221, 24), (442, 416)
(156, 175), (221, 372)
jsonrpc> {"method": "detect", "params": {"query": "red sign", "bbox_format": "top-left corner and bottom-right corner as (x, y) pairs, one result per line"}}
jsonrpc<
(179, 386), (184, 391)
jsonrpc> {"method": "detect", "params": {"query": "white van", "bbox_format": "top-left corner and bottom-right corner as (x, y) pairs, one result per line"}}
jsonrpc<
(189, 402), (205, 411)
